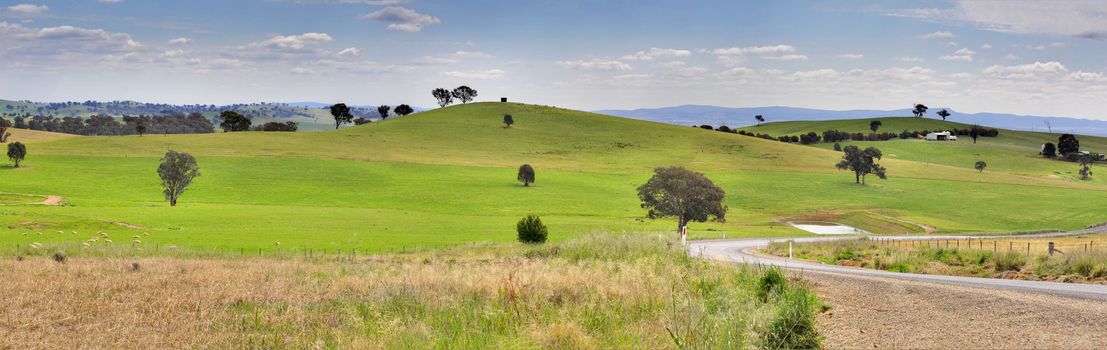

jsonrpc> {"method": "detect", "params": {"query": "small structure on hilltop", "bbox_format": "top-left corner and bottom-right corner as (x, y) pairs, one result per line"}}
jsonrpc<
(501, 97), (508, 102)
(925, 131), (957, 141)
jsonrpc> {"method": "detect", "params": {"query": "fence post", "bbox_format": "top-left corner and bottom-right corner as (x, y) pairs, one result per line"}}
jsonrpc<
(1027, 242), (1030, 256)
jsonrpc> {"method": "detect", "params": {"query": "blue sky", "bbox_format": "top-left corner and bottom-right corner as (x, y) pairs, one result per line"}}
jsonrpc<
(2, 0), (1107, 119)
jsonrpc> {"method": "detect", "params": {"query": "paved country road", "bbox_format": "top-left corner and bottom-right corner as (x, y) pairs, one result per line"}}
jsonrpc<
(689, 225), (1107, 300)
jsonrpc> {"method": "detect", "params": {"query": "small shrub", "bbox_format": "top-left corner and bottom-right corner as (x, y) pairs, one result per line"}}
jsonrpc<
(130, 262), (141, 272)
(762, 287), (822, 350)
(757, 267), (787, 302)
(52, 251), (66, 264)
(516, 215), (548, 244)
(993, 251), (1025, 272)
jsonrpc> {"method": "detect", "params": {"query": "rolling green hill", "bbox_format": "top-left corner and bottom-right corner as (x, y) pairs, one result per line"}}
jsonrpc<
(2, 103), (1106, 254)
(741, 117), (1107, 184)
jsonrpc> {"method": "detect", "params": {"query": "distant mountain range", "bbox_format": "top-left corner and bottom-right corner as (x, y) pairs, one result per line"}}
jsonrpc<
(595, 105), (1107, 137)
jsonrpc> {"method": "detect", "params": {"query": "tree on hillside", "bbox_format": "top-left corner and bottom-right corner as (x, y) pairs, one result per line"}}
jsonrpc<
(754, 115), (765, 126)
(329, 103), (354, 129)
(394, 104), (415, 116)
(0, 118), (11, 143)
(1058, 134), (1080, 156)
(969, 125), (981, 144)
(377, 105), (391, 120)
(135, 124), (147, 136)
(870, 120), (882, 133)
(354, 118), (372, 125)
(835, 145), (887, 184)
(1079, 154), (1094, 180)
(975, 160), (987, 173)
(503, 114), (514, 128)
(517, 164), (535, 186)
(937, 109), (951, 121)
(637, 166), (727, 233)
(912, 104), (928, 118)
(432, 88), (454, 107)
(157, 150), (199, 207)
(451, 86), (478, 104)
(1041, 142), (1057, 158)
(218, 111), (251, 132)
(7, 142), (26, 168)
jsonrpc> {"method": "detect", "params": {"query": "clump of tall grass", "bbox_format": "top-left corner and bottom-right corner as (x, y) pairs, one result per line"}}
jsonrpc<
(761, 277), (823, 350)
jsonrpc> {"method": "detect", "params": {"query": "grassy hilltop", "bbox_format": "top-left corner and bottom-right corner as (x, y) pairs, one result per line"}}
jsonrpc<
(2, 103), (1106, 254)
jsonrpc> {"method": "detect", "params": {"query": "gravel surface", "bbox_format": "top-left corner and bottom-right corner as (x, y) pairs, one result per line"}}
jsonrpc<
(804, 270), (1107, 349)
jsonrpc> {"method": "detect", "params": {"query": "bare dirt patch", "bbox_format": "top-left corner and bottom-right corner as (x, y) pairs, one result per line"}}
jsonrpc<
(806, 270), (1107, 349)
(39, 196), (64, 206)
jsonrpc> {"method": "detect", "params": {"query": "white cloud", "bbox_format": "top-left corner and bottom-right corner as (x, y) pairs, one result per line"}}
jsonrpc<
(98, 0), (123, 3)
(890, 1), (1107, 39)
(161, 49), (187, 58)
(847, 66), (936, 80)
(1004, 53), (1020, 60)
(940, 48), (975, 61)
(764, 54), (808, 61)
(837, 53), (864, 59)
(452, 50), (490, 58)
(413, 55), (457, 65)
(5, 4), (48, 17)
(791, 68), (839, 79)
(1033, 42), (1067, 50)
(557, 59), (632, 71)
(290, 67), (314, 75)
(712, 44), (795, 56)
(918, 31), (956, 41)
(0, 22), (143, 59)
(361, 6), (440, 32)
(442, 69), (505, 79)
(982, 61), (1068, 79)
(980, 43), (993, 49)
(255, 32), (332, 50)
(336, 47), (360, 57)
(279, 0), (408, 4)
(898, 56), (925, 62)
(1070, 71), (1107, 82)
(620, 47), (691, 61)
(168, 37), (192, 45)
(948, 72), (974, 79)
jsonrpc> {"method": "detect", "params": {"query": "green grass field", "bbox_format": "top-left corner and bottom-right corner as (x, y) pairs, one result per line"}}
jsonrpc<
(3, 103), (1107, 254)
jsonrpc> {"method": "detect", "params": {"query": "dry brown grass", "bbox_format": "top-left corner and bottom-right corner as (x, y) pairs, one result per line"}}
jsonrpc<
(0, 236), (810, 349)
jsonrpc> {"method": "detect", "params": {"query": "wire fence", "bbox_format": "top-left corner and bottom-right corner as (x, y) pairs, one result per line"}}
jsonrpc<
(869, 237), (1104, 256)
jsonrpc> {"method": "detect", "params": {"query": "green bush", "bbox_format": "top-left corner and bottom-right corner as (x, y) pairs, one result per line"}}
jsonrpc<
(762, 287), (822, 350)
(993, 251), (1026, 272)
(516, 215), (548, 244)
(757, 267), (787, 302)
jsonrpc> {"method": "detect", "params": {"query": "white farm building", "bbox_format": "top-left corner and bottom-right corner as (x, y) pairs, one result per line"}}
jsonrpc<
(925, 131), (957, 141)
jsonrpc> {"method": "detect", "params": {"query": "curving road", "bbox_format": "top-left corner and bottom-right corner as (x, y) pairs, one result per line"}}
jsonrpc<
(689, 226), (1107, 300)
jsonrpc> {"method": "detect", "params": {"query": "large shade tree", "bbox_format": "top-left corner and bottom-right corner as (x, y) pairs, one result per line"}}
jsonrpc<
(377, 105), (391, 120)
(394, 104), (415, 116)
(157, 150), (200, 207)
(517, 164), (535, 186)
(912, 104), (928, 118)
(451, 86), (478, 103)
(7, 141), (26, 168)
(218, 111), (251, 132)
(329, 103), (354, 129)
(937, 109), (951, 121)
(636, 167), (727, 233)
(835, 145), (887, 184)
(1058, 134), (1080, 156)
(432, 88), (453, 107)
(870, 120), (882, 133)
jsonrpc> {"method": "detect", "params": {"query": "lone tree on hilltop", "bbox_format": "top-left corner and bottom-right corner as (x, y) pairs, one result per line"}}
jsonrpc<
(516, 215), (548, 244)
(754, 115), (765, 126)
(517, 164), (535, 186)
(975, 160), (987, 173)
(7, 142), (26, 168)
(451, 86), (478, 104)
(912, 104), (928, 118)
(377, 105), (391, 120)
(1058, 134), (1080, 156)
(432, 88), (453, 107)
(870, 120), (882, 133)
(218, 111), (251, 132)
(835, 145), (887, 184)
(937, 109), (951, 121)
(637, 166), (727, 233)
(394, 104), (415, 116)
(503, 114), (514, 128)
(157, 150), (199, 207)
(1041, 142), (1057, 158)
(329, 103), (354, 129)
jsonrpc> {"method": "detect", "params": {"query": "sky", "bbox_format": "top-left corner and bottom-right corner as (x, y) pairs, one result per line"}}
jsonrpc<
(2, 0), (1107, 119)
